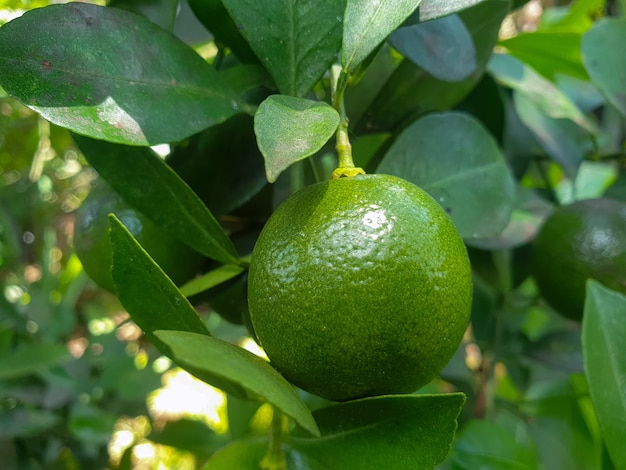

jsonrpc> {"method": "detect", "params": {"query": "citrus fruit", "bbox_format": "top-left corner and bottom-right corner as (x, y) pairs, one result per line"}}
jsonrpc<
(74, 180), (204, 293)
(531, 197), (626, 321)
(247, 174), (473, 401)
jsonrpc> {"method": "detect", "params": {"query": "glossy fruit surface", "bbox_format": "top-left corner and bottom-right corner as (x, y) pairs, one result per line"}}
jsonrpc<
(248, 174), (473, 401)
(74, 180), (203, 292)
(531, 197), (626, 321)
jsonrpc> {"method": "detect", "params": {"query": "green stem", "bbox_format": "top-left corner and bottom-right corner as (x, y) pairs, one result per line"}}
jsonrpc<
(260, 408), (286, 470)
(330, 65), (364, 179)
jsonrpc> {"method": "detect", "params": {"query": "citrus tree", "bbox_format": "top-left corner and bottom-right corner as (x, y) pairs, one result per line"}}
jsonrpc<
(0, 0), (625, 468)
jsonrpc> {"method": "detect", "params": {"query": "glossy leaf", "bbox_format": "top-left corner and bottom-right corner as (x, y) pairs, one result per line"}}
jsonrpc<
(0, 343), (70, 380)
(73, 134), (239, 265)
(450, 419), (537, 469)
(254, 95), (340, 183)
(377, 112), (515, 239)
(500, 32), (588, 81)
(108, 215), (211, 350)
(389, 14), (475, 82)
(418, 0), (489, 22)
(221, 0), (345, 97)
(342, 0), (422, 72)
(355, 0), (510, 133)
(582, 18), (626, 117)
(0, 3), (242, 145)
(154, 330), (320, 438)
(582, 281), (626, 470)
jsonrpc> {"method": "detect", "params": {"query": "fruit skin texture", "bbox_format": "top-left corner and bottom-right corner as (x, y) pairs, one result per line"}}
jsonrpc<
(74, 181), (203, 293)
(248, 174), (473, 401)
(531, 198), (626, 321)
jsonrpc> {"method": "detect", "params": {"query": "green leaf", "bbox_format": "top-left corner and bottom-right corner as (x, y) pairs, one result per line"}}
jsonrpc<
(342, 0), (423, 72)
(582, 18), (626, 117)
(154, 330), (320, 438)
(254, 95), (340, 183)
(180, 263), (247, 298)
(0, 409), (61, 438)
(73, 134), (239, 265)
(451, 419), (537, 469)
(354, 0), (510, 133)
(487, 53), (596, 134)
(108, 214), (211, 351)
(418, 0), (490, 22)
(500, 32), (588, 81)
(377, 112), (515, 239)
(188, 0), (258, 63)
(206, 394), (465, 470)
(513, 91), (592, 179)
(583, 281), (626, 470)
(165, 114), (267, 218)
(0, 3), (242, 145)
(389, 14), (476, 82)
(221, 0), (345, 97)
(289, 394), (465, 469)
(0, 343), (70, 380)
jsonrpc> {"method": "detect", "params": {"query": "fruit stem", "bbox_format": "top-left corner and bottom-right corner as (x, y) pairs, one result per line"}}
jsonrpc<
(330, 65), (365, 179)
(260, 407), (287, 470)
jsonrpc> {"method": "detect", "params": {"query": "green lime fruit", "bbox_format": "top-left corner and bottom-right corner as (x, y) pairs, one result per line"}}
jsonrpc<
(248, 174), (473, 401)
(74, 180), (204, 293)
(531, 197), (626, 321)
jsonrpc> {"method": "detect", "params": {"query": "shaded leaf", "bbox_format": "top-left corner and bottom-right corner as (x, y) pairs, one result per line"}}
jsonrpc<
(0, 3), (242, 145)
(583, 281), (626, 470)
(513, 91), (592, 179)
(0, 409), (61, 438)
(451, 419), (537, 469)
(418, 0), (489, 22)
(222, 0), (345, 97)
(0, 343), (70, 380)
(582, 18), (626, 117)
(355, 0), (510, 133)
(389, 14), (476, 82)
(254, 95), (340, 183)
(377, 112), (515, 239)
(73, 134), (239, 265)
(155, 330), (320, 438)
(342, 0), (422, 73)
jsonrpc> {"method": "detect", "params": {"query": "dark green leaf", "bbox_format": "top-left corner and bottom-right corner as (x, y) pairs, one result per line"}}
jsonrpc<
(147, 418), (223, 458)
(0, 409), (61, 438)
(0, 3), (242, 145)
(0, 343), (70, 380)
(582, 18), (626, 117)
(222, 0), (345, 97)
(342, 0), (422, 72)
(418, 0), (489, 22)
(108, 214), (211, 351)
(73, 134), (239, 265)
(451, 419), (537, 469)
(377, 112), (515, 239)
(188, 0), (258, 63)
(389, 14), (476, 82)
(254, 95), (340, 183)
(289, 394), (465, 469)
(583, 281), (626, 470)
(166, 114), (267, 217)
(154, 330), (320, 438)
(355, 0), (510, 133)
(500, 32), (588, 81)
